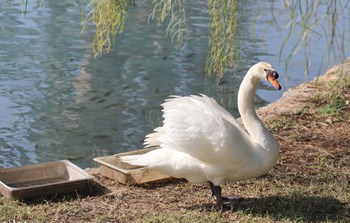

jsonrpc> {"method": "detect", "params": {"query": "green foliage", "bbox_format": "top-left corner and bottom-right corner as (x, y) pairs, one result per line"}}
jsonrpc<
(82, 0), (129, 57)
(150, 0), (188, 49)
(206, 0), (238, 77)
(80, 0), (349, 78)
(81, 0), (239, 77)
(6, 0), (350, 79)
(148, 0), (239, 77)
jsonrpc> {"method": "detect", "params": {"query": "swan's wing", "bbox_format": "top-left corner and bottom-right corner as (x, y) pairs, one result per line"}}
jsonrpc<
(144, 127), (164, 147)
(154, 94), (255, 163)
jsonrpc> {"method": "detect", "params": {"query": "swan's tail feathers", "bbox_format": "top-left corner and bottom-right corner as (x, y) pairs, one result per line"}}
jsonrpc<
(120, 148), (171, 169)
(119, 154), (147, 167)
(144, 132), (160, 148)
(143, 127), (163, 148)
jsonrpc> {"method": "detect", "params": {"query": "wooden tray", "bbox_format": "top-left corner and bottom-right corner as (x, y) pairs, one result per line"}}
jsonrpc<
(94, 148), (170, 185)
(0, 160), (93, 199)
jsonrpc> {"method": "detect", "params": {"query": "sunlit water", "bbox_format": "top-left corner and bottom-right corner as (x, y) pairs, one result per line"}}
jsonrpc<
(0, 1), (349, 168)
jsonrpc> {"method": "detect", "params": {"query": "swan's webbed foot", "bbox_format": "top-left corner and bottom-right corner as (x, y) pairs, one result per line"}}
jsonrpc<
(208, 181), (243, 211)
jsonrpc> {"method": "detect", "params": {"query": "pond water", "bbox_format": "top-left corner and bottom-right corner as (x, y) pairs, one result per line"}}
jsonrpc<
(0, 1), (349, 168)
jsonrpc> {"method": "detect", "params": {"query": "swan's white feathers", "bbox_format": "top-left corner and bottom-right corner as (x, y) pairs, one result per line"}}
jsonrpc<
(155, 95), (254, 163)
(121, 148), (209, 183)
(122, 94), (260, 183)
(120, 62), (280, 185)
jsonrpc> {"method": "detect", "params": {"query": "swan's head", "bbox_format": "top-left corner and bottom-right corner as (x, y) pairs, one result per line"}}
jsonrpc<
(251, 62), (282, 90)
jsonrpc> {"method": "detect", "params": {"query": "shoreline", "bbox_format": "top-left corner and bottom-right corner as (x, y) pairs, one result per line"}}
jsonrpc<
(257, 58), (350, 119)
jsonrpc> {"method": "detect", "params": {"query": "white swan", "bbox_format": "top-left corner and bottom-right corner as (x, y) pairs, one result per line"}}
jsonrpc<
(121, 62), (281, 209)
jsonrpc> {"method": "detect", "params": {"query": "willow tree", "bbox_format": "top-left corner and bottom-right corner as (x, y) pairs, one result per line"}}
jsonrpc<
(82, 0), (239, 78)
(82, 0), (350, 78)
(4, 0), (349, 78)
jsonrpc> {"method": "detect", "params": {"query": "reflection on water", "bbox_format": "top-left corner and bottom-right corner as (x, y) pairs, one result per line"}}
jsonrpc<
(0, 1), (348, 168)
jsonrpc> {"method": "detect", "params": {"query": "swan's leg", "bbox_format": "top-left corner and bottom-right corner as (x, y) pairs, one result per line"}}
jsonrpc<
(208, 181), (243, 211)
(208, 181), (224, 210)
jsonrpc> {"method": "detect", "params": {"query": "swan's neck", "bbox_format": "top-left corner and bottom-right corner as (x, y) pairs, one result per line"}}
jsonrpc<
(237, 71), (279, 163)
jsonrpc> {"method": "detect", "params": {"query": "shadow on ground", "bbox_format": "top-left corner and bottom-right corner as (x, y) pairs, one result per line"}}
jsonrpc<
(190, 194), (348, 222)
(21, 180), (107, 205)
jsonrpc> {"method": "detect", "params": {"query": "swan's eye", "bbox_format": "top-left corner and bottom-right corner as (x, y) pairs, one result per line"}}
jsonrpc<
(271, 71), (279, 79)
(265, 69), (279, 79)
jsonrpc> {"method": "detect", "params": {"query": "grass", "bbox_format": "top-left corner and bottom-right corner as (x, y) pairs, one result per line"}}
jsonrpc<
(265, 116), (293, 133)
(139, 160), (349, 222)
(142, 212), (224, 223)
(310, 76), (350, 121)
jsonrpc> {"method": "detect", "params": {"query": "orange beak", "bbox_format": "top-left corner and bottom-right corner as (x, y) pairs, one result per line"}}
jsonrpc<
(267, 75), (282, 90)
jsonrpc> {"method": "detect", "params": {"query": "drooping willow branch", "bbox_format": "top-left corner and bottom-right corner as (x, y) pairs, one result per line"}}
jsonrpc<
(80, 0), (349, 79)
(82, 0), (129, 57)
(150, 0), (188, 49)
(206, 0), (238, 77)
